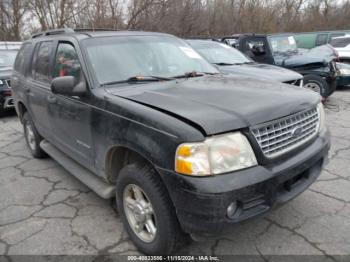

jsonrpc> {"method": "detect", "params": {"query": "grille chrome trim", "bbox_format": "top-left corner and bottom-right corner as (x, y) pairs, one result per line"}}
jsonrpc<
(251, 108), (319, 158)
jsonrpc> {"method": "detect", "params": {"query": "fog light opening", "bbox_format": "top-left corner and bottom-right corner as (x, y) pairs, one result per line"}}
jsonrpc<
(227, 201), (238, 219)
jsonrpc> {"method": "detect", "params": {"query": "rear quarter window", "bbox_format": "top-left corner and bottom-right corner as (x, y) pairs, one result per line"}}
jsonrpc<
(14, 43), (32, 74)
(315, 34), (328, 46)
(31, 41), (53, 83)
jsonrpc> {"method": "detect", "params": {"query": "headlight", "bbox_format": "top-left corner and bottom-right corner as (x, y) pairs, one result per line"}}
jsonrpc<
(317, 102), (326, 132)
(0, 80), (3, 85)
(339, 68), (350, 75)
(175, 132), (257, 176)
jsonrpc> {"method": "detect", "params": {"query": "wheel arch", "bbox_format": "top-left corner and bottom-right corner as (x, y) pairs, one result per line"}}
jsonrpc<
(105, 145), (158, 184)
(16, 101), (27, 122)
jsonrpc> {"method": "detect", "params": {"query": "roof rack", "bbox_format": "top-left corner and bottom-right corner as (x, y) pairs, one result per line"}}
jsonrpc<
(31, 28), (75, 39)
(74, 28), (121, 32)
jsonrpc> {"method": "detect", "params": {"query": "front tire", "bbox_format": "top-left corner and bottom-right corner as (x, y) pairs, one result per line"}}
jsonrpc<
(116, 164), (185, 255)
(22, 112), (47, 158)
(303, 74), (330, 98)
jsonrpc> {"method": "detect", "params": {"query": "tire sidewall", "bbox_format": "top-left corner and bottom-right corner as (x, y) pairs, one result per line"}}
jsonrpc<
(116, 165), (176, 254)
(23, 112), (45, 158)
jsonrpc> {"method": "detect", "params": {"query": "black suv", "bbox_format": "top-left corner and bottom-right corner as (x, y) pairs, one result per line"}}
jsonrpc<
(222, 34), (339, 99)
(12, 29), (330, 255)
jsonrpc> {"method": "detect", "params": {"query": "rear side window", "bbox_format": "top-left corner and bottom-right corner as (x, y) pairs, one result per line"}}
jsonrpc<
(14, 43), (31, 74)
(315, 34), (328, 46)
(32, 41), (53, 83)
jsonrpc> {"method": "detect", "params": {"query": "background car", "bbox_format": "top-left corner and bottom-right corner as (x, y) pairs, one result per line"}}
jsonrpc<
(222, 34), (338, 99)
(295, 30), (350, 49)
(187, 39), (303, 87)
(330, 36), (350, 64)
(0, 41), (21, 115)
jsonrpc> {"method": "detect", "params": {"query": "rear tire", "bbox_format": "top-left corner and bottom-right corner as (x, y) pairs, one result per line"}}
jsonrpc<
(22, 112), (47, 158)
(116, 163), (186, 255)
(303, 75), (330, 98)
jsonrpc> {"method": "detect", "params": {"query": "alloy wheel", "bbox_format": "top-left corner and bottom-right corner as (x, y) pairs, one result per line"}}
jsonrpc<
(123, 184), (157, 243)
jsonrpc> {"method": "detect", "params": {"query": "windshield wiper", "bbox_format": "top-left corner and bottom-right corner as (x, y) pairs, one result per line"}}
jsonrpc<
(101, 75), (173, 86)
(213, 62), (254, 66)
(172, 71), (217, 79)
(213, 62), (235, 66)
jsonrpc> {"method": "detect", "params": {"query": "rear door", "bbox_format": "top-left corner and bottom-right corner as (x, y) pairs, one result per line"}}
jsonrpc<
(48, 41), (95, 170)
(12, 43), (32, 109)
(25, 41), (54, 140)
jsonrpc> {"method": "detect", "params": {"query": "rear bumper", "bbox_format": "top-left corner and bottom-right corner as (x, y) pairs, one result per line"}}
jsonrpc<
(157, 129), (330, 236)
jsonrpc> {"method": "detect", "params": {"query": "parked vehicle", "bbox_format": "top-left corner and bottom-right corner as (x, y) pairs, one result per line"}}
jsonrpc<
(12, 29), (330, 255)
(330, 36), (350, 63)
(187, 39), (303, 87)
(222, 34), (339, 99)
(0, 42), (21, 114)
(294, 30), (350, 49)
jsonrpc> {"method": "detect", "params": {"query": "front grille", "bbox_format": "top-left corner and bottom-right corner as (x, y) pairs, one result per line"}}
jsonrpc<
(251, 108), (319, 158)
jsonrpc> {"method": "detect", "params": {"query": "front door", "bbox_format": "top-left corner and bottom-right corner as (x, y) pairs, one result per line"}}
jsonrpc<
(48, 41), (94, 170)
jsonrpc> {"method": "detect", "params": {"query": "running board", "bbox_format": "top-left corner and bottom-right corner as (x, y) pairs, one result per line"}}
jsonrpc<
(40, 140), (115, 199)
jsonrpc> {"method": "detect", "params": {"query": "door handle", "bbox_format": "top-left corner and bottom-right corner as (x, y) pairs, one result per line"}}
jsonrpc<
(47, 95), (57, 104)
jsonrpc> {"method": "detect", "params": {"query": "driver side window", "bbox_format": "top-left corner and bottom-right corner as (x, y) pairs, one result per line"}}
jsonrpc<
(54, 42), (81, 83)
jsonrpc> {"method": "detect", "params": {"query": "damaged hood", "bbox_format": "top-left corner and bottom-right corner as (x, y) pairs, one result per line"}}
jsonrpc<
(218, 63), (302, 83)
(274, 44), (337, 68)
(106, 75), (319, 135)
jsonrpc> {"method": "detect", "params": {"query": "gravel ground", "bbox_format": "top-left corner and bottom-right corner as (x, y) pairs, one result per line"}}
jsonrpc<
(0, 89), (349, 260)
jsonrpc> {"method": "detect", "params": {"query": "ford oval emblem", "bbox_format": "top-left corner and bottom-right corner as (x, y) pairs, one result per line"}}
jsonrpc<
(291, 126), (303, 138)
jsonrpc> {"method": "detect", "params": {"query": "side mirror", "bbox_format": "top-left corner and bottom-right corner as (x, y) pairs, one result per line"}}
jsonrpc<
(51, 76), (86, 96)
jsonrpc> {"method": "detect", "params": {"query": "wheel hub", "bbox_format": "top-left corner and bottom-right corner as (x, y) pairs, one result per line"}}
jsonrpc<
(133, 203), (146, 222)
(123, 184), (157, 243)
(25, 122), (36, 151)
(304, 82), (321, 94)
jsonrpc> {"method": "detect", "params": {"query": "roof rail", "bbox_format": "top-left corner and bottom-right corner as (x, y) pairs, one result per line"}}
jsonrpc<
(74, 28), (121, 32)
(31, 28), (75, 39)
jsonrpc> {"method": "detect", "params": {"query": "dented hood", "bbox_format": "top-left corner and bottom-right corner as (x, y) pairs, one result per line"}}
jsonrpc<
(218, 63), (302, 83)
(106, 75), (320, 135)
(274, 44), (337, 68)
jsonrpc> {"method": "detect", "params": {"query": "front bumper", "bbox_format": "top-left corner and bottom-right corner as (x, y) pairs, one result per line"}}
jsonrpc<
(157, 129), (330, 236)
(0, 96), (14, 110)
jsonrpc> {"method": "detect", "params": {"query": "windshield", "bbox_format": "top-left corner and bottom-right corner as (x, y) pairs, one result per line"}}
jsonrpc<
(268, 35), (298, 55)
(83, 35), (218, 85)
(187, 40), (251, 65)
(0, 50), (18, 68)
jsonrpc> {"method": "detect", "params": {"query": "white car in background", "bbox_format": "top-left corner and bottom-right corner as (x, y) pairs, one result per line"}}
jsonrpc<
(330, 36), (350, 63)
